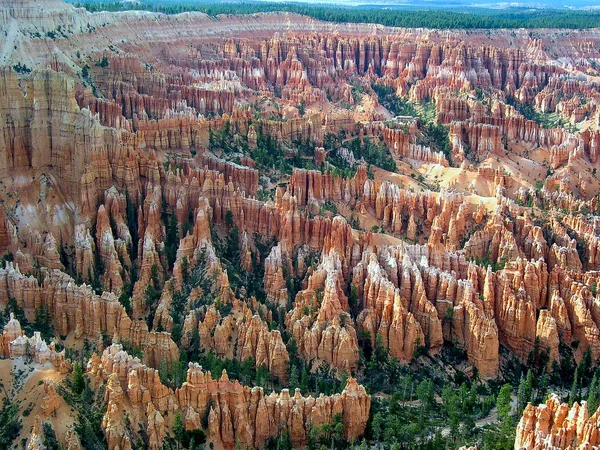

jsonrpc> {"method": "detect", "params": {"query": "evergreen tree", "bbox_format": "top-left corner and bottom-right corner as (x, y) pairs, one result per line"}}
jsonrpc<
(536, 375), (549, 404)
(373, 333), (388, 368)
(165, 214), (179, 270)
(300, 366), (309, 392)
(0, 398), (22, 449)
(517, 370), (533, 414)
(72, 363), (86, 396)
(416, 380), (435, 411)
(497, 384), (512, 420)
(570, 365), (582, 406)
(125, 188), (138, 257)
(42, 423), (60, 450)
(580, 348), (593, 385)
(348, 285), (359, 318)
(588, 368), (600, 414)
(225, 210), (234, 230)
(240, 357), (255, 384)
(34, 303), (53, 341)
(588, 389), (599, 415)
(173, 413), (185, 448)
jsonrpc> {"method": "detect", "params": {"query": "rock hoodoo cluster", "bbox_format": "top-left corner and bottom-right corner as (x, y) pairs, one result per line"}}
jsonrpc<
(515, 395), (600, 450)
(1, 0), (600, 448)
(90, 344), (370, 450)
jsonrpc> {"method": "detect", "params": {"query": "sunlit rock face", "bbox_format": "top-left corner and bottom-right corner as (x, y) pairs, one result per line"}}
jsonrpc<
(514, 395), (600, 450)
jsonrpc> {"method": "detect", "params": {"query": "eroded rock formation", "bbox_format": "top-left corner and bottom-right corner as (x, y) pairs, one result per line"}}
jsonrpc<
(2, 0), (600, 448)
(90, 344), (370, 450)
(515, 395), (600, 450)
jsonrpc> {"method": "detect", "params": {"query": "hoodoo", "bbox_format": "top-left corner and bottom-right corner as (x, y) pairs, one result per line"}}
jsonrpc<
(1, 0), (600, 448)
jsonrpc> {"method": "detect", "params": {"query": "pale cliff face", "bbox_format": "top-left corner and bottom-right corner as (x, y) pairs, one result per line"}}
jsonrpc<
(514, 395), (600, 450)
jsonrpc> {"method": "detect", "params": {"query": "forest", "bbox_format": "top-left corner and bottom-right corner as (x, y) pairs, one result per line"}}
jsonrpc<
(69, 0), (600, 30)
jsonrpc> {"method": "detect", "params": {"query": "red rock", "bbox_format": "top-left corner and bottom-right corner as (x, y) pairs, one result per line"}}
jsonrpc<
(91, 344), (370, 450)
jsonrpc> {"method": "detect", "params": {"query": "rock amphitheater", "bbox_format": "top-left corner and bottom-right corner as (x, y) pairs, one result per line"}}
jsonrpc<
(1, 0), (600, 448)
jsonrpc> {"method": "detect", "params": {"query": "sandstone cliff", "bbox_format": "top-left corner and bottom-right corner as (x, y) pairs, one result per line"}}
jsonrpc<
(90, 344), (370, 450)
(515, 395), (600, 450)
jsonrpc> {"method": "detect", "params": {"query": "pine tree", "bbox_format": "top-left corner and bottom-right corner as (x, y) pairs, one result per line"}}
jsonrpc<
(173, 413), (185, 448)
(72, 363), (86, 396)
(536, 374), (549, 404)
(165, 214), (178, 270)
(588, 390), (599, 415)
(240, 357), (255, 384)
(497, 384), (512, 420)
(580, 348), (593, 384)
(517, 370), (533, 414)
(159, 360), (169, 387)
(348, 285), (359, 318)
(125, 188), (138, 257)
(300, 366), (309, 392)
(526, 369), (534, 391)
(569, 365), (582, 406)
(588, 368), (600, 414)
(416, 380), (435, 411)
(289, 364), (299, 391)
(225, 210), (234, 230)
(34, 303), (53, 341)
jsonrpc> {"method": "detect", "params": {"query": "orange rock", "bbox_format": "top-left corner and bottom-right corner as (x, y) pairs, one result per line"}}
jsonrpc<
(91, 344), (370, 450)
(515, 394), (600, 450)
(286, 251), (359, 372)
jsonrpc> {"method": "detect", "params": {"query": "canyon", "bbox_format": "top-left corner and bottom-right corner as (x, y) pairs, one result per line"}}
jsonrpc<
(0, 0), (600, 448)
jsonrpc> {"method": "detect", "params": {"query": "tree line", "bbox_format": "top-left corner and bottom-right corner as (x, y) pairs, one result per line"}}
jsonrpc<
(71, 1), (600, 30)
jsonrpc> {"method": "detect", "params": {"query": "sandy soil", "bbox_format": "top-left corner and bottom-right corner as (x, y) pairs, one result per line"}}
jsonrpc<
(0, 357), (76, 450)
(0, 359), (14, 402)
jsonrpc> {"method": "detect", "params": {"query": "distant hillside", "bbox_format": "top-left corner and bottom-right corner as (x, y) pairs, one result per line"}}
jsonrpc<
(69, 0), (600, 29)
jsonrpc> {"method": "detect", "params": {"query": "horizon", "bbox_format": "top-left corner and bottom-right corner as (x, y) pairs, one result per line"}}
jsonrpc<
(69, 0), (600, 9)
(253, 0), (600, 8)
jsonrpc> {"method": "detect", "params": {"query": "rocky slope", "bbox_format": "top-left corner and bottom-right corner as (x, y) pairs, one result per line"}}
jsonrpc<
(515, 396), (600, 450)
(90, 343), (369, 450)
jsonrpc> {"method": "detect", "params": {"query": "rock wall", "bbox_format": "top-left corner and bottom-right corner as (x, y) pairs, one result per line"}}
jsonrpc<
(0, 263), (179, 368)
(90, 344), (370, 450)
(515, 395), (600, 450)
